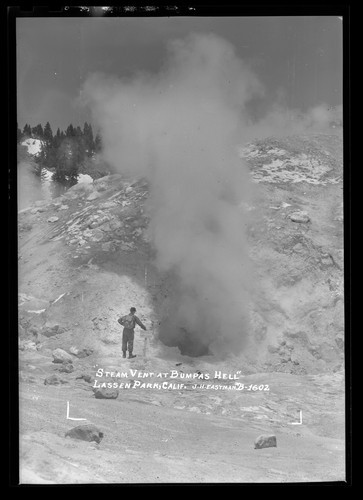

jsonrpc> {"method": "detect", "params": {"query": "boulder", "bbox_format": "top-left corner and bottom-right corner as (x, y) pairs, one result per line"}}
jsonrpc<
(58, 363), (74, 373)
(47, 216), (59, 223)
(69, 347), (93, 359)
(44, 374), (68, 385)
(289, 211), (310, 223)
(52, 348), (74, 364)
(254, 434), (277, 449)
(93, 387), (119, 399)
(42, 323), (65, 337)
(65, 424), (104, 444)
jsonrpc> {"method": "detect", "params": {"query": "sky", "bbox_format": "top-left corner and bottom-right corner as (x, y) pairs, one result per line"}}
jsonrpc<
(16, 15), (343, 132)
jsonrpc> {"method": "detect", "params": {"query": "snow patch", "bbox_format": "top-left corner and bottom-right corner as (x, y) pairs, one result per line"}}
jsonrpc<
(78, 174), (93, 184)
(21, 138), (43, 156)
(252, 155), (334, 185)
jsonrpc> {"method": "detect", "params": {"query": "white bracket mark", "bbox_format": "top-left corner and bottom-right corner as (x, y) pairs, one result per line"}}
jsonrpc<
(66, 401), (87, 421)
(289, 410), (303, 425)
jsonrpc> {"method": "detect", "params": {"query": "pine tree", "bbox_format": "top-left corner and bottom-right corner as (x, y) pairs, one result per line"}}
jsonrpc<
(66, 124), (75, 137)
(52, 148), (68, 183)
(52, 128), (61, 149)
(43, 122), (53, 145)
(32, 124), (43, 138)
(23, 124), (31, 137)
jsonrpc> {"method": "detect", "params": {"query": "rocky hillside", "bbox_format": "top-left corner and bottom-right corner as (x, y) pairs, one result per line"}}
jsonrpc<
(17, 133), (345, 483)
(18, 132), (344, 373)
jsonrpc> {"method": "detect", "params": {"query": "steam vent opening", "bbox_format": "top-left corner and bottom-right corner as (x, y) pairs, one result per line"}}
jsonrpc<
(158, 323), (212, 357)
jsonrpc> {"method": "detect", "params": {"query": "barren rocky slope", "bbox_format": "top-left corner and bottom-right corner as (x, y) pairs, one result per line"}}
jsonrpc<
(17, 133), (345, 483)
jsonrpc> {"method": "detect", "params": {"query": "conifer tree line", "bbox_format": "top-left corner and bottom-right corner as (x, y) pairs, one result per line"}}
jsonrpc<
(17, 121), (102, 183)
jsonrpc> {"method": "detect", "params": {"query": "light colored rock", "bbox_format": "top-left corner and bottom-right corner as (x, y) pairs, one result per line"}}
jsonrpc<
(19, 340), (37, 351)
(58, 204), (69, 210)
(69, 346), (80, 356)
(52, 348), (74, 364)
(47, 216), (59, 223)
(289, 211), (310, 223)
(254, 434), (277, 449)
(293, 243), (304, 253)
(69, 346), (93, 358)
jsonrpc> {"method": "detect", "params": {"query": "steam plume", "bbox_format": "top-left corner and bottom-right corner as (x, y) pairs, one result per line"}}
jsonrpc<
(82, 33), (339, 356)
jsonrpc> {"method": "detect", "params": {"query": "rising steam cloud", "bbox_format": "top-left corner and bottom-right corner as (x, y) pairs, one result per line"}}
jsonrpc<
(82, 33), (339, 357)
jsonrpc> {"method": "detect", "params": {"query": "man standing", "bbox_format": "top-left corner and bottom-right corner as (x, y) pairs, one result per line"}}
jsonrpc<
(118, 307), (147, 359)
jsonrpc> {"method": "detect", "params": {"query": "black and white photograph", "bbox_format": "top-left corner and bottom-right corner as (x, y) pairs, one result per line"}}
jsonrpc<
(12, 6), (348, 484)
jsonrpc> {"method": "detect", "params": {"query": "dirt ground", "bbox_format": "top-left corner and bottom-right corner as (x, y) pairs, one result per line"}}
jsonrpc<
(16, 133), (346, 484)
(19, 350), (345, 484)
